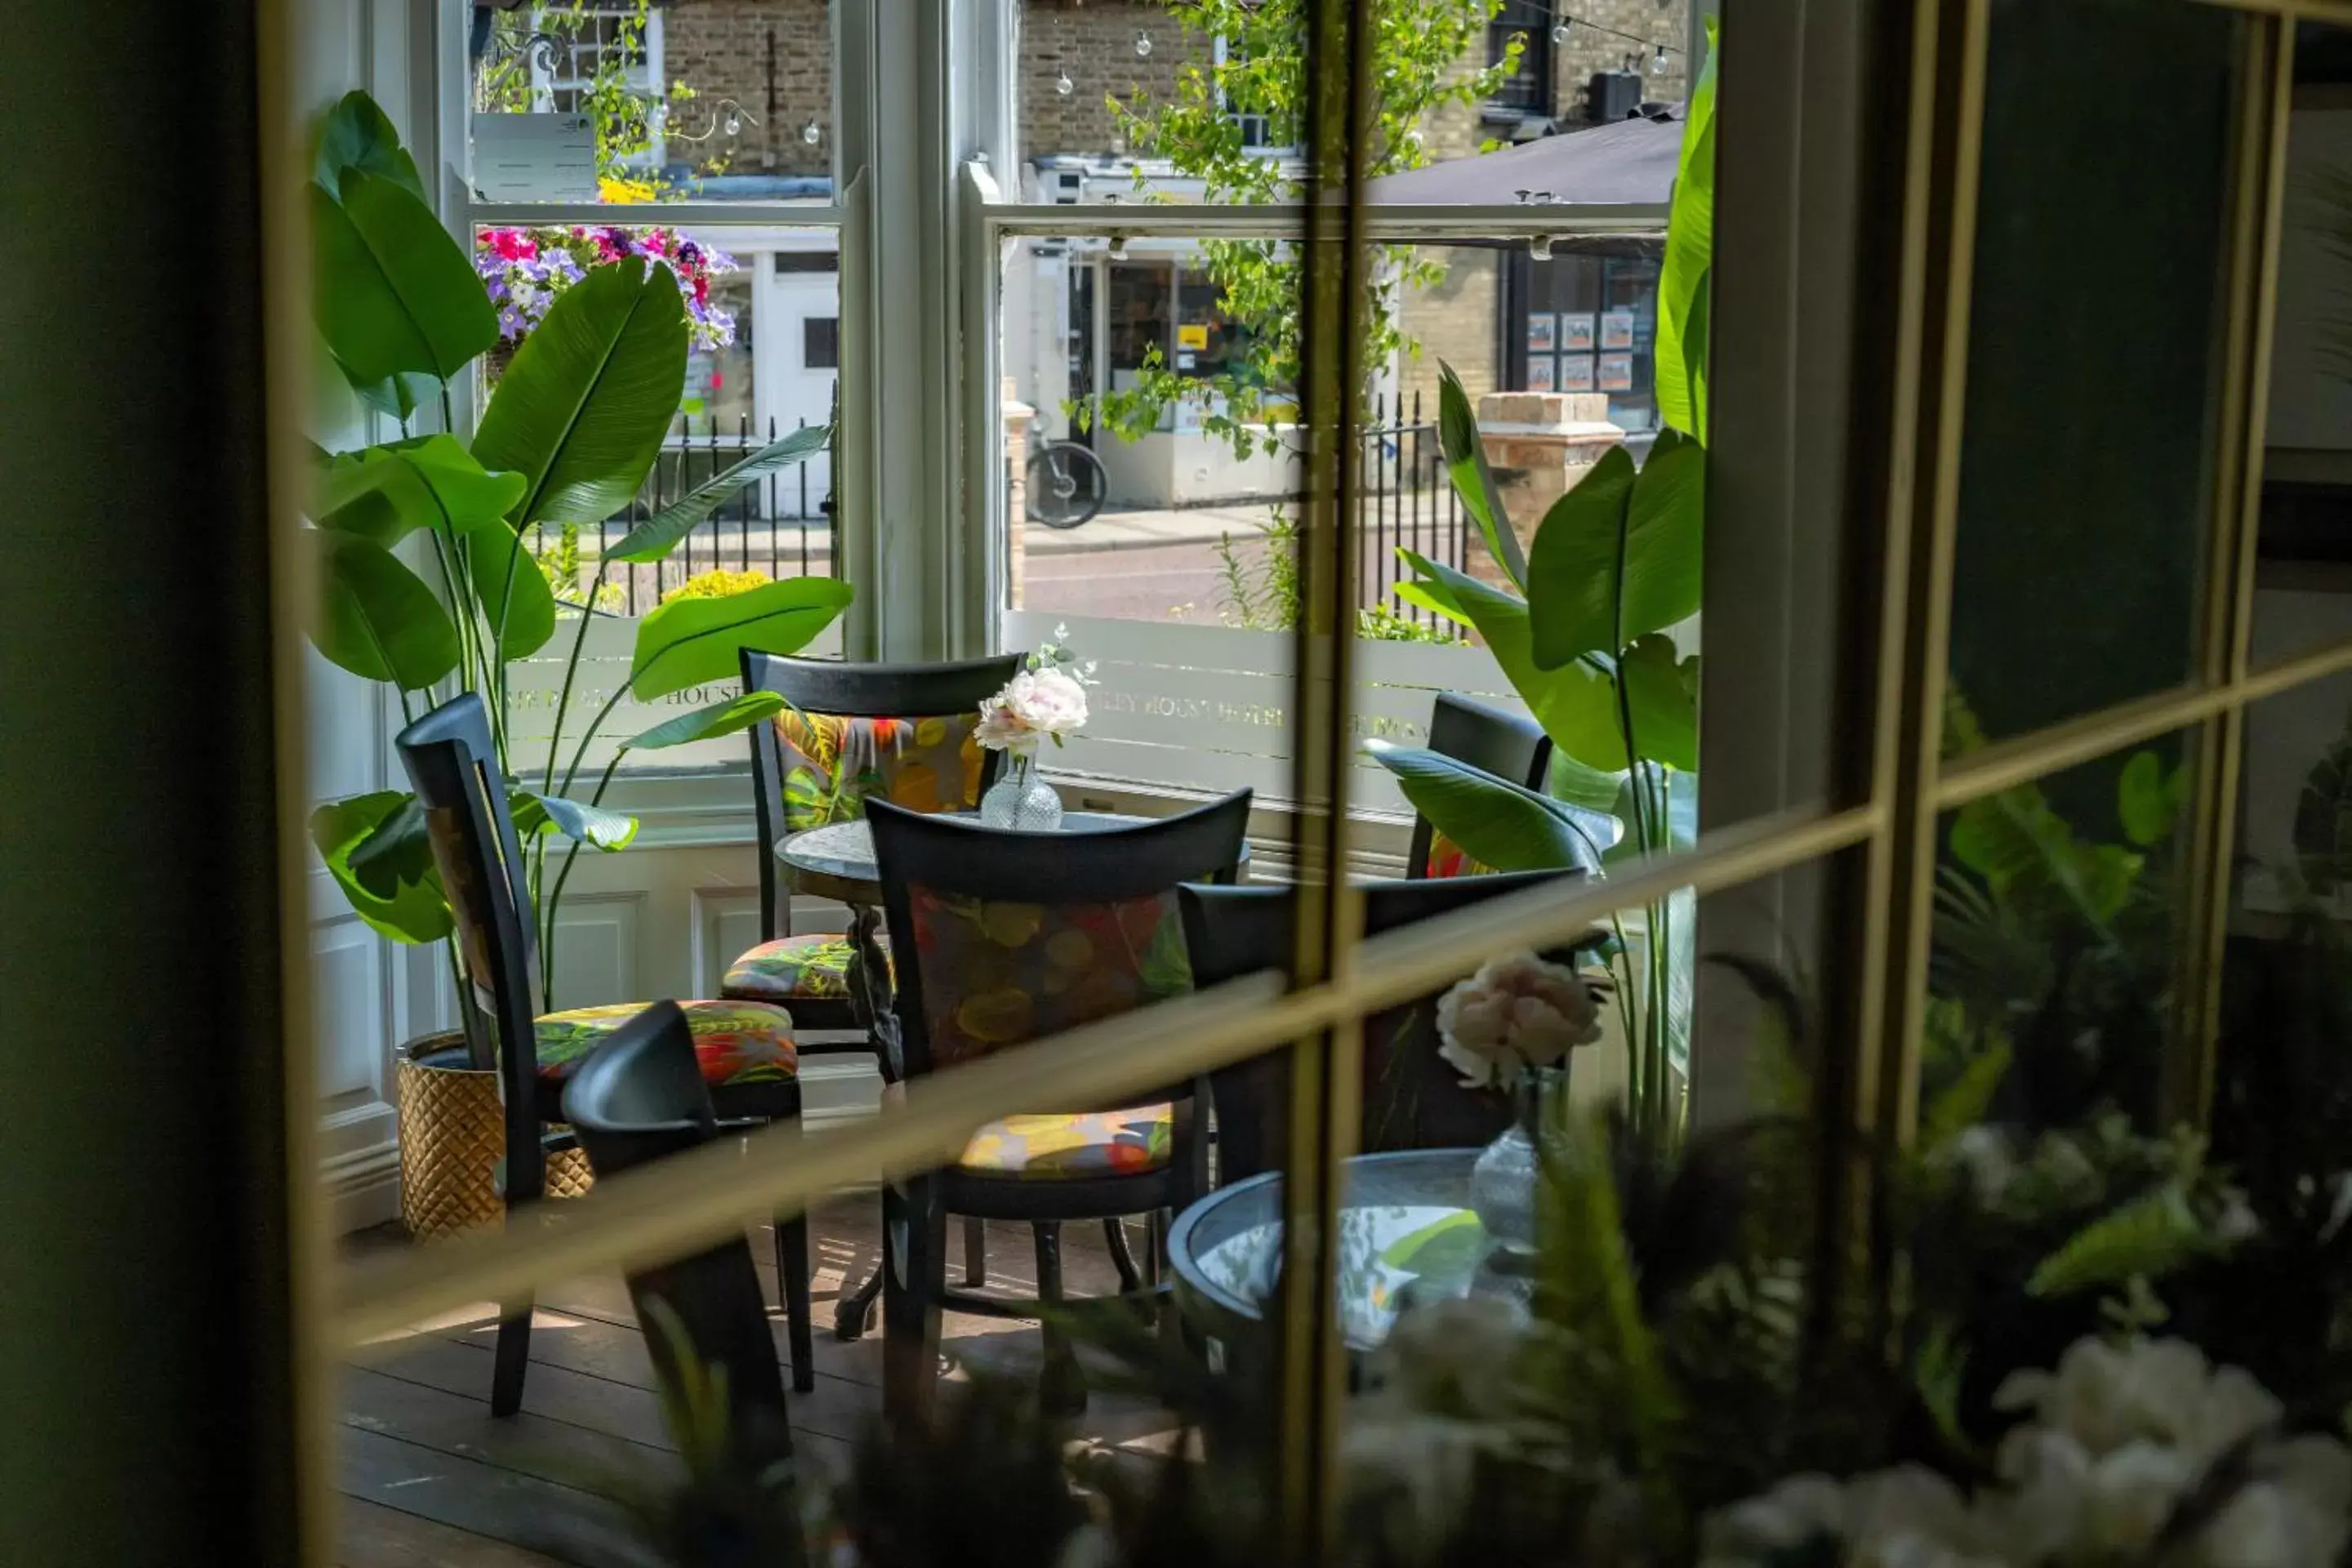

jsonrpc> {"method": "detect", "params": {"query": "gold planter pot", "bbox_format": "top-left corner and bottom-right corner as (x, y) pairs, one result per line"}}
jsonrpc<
(396, 1031), (594, 1240)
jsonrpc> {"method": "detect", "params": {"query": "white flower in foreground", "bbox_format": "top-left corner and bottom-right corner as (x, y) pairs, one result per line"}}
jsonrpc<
(975, 666), (1091, 750)
(1434, 951), (1601, 1090)
(1994, 1337), (2280, 1466)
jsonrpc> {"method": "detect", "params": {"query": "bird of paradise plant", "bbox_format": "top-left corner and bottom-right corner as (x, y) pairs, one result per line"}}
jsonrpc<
(305, 91), (848, 1015)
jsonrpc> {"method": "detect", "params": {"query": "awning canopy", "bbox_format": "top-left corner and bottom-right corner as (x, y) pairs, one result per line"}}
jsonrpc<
(1366, 113), (1682, 209)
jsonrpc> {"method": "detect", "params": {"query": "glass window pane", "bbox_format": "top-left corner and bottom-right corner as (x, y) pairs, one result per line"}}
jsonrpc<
(467, 1), (834, 206)
(1944, 0), (2245, 744)
(2250, 21), (2352, 665)
(1927, 728), (2200, 1134)
(481, 223), (841, 778)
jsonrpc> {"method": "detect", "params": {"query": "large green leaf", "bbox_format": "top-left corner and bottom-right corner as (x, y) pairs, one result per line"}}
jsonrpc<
(621, 691), (791, 751)
(1525, 446), (1638, 668)
(345, 791), (428, 898)
(1525, 440), (1704, 671)
(460, 525), (559, 660)
(1363, 741), (1618, 871)
(1655, 22), (1717, 442)
(607, 425), (833, 563)
(2117, 749), (2187, 849)
(311, 791), (452, 945)
(313, 91), (424, 202)
(315, 435), (527, 546)
(510, 791), (639, 852)
(471, 259), (690, 530)
(629, 577), (855, 701)
(1949, 786), (2141, 931)
(1437, 362), (1527, 590)
(1618, 633), (1699, 773)
(311, 170), (496, 390)
(1392, 574), (1470, 627)
(308, 529), (461, 689)
(1399, 549), (1627, 768)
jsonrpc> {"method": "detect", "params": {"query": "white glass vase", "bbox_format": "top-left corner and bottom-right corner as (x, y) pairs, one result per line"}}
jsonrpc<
(978, 746), (1062, 831)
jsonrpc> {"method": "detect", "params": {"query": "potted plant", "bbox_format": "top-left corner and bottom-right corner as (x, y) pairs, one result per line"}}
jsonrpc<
(306, 91), (849, 1232)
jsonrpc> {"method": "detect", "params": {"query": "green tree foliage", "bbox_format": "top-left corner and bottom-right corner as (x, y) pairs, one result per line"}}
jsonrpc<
(1100, 0), (1518, 455)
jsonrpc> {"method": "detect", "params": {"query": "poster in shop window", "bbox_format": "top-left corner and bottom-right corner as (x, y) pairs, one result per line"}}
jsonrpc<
(1526, 314), (1557, 354)
(1526, 355), (1556, 392)
(1597, 351), (1635, 391)
(1600, 310), (1637, 350)
(1560, 312), (1597, 352)
(1558, 354), (1595, 393)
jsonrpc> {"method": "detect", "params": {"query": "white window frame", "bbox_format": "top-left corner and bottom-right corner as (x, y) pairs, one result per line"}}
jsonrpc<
(520, 4), (668, 169)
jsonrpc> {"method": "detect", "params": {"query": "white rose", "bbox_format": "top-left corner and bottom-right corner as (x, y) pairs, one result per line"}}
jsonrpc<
(1700, 1473), (1847, 1565)
(1433, 951), (1602, 1091)
(976, 666), (1093, 750)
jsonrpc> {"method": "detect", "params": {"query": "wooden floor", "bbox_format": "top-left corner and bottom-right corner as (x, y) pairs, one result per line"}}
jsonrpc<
(336, 1195), (1183, 1567)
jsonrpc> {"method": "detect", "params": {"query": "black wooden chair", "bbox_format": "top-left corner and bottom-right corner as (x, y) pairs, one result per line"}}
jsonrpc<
(727, 649), (1024, 1026)
(866, 791), (1253, 1420)
(733, 649), (1026, 1311)
(1409, 693), (1553, 880)
(1178, 871), (1599, 1184)
(561, 1001), (796, 1475)
(397, 693), (815, 1415)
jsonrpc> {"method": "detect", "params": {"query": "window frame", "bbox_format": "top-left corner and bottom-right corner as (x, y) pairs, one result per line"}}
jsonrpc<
(335, 1), (2324, 1555)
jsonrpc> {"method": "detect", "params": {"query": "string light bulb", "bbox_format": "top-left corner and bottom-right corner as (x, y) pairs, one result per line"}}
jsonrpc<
(723, 107), (742, 136)
(1530, 234), (1553, 261)
(1108, 234), (1129, 261)
(1551, 20), (1571, 43)
(1650, 43), (1668, 75)
(1134, 30), (1153, 58)
(1055, 67), (1075, 96)
(802, 118), (822, 145)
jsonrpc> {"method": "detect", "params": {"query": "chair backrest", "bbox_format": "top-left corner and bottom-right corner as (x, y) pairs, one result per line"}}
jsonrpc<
(740, 649), (1026, 939)
(396, 693), (540, 1098)
(1178, 871), (1586, 1183)
(1408, 693), (1553, 880)
(562, 1001), (793, 1469)
(867, 791), (1254, 1086)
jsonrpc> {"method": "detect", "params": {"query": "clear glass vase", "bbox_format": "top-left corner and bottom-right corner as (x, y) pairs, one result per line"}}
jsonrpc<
(978, 747), (1063, 831)
(1468, 1063), (1569, 1263)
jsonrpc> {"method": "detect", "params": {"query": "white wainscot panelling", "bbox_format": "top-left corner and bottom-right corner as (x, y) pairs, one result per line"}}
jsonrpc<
(312, 906), (402, 1231)
(546, 893), (644, 1011)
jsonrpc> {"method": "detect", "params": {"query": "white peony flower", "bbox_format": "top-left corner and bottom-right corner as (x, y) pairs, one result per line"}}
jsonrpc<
(975, 666), (1091, 750)
(1433, 951), (1602, 1090)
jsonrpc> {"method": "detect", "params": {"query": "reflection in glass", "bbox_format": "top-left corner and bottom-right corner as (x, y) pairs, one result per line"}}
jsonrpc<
(468, 0), (835, 204)
(1927, 723), (2196, 1134)
(1944, 0), (2242, 742)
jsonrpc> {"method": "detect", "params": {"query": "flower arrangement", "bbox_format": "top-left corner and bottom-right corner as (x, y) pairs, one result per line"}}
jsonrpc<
(1434, 951), (1603, 1090)
(976, 624), (1098, 755)
(475, 225), (739, 352)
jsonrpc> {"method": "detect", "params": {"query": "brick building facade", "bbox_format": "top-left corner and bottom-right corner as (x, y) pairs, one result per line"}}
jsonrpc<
(639, 0), (1686, 498)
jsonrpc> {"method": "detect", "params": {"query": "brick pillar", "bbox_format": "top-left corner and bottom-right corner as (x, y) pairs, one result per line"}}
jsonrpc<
(1471, 392), (1627, 588)
(1003, 377), (1036, 611)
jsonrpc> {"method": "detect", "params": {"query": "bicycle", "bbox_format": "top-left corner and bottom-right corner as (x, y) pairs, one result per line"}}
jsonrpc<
(1024, 415), (1108, 530)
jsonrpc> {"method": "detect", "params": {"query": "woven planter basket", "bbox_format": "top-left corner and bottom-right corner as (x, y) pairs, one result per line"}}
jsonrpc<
(398, 1031), (594, 1240)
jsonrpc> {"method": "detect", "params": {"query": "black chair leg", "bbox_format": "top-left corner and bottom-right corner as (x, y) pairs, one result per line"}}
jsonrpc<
(1033, 1222), (1085, 1418)
(883, 1180), (944, 1428)
(490, 1301), (532, 1417)
(777, 1214), (816, 1393)
(835, 1191), (885, 1340)
(1104, 1216), (1145, 1295)
(962, 1215), (988, 1286)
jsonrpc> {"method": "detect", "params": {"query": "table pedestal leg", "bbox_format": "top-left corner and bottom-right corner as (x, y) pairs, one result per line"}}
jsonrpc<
(835, 902), (898, 1341)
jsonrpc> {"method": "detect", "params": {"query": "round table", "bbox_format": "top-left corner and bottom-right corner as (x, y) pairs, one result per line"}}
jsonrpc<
(1168, 1147), (1489, 1359)
(774, 810), (1163, 906)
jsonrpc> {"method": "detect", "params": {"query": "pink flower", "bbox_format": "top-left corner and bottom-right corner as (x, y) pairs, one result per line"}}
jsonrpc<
(976, 668), (1090, 750)
(1434, 952), (1601, 1089)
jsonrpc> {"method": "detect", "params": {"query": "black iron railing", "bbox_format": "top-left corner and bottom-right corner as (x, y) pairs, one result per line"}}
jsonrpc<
(594, 414), (838, 615)
(1356, 389), (1473, 630)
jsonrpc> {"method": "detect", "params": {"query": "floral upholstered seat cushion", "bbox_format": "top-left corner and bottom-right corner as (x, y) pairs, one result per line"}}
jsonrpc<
(956, 1105), (1174, 1181)
(532, 1000), (798, 1088)
(1425, 829), (1495, 881)
(903, 884), (1194, 1068)
(721, 933), (892, 1004)
(774, 709), (986, 831)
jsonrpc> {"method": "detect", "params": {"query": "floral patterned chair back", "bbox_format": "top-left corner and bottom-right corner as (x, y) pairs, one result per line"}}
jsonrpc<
(1177, 872), (1598, 1185)
(728, 651), (1027, 1019)
(1410, 693), (1554, 880)
(868, 794), (1254, 1088)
